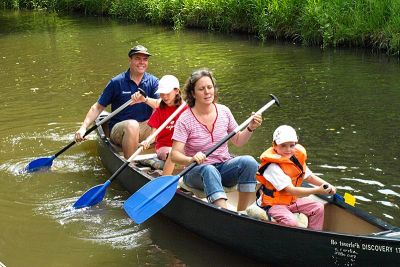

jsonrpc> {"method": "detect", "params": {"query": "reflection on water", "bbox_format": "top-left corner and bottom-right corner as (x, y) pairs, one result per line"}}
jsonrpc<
(0, 10), (399, 267)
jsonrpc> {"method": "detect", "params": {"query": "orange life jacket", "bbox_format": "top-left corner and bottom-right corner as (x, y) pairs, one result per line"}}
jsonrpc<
(256, 144), (307, 208)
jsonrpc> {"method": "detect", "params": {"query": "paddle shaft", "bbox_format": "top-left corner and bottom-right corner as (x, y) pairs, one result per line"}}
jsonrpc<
(180, 94), (279, 177)
(54, 89), (147, 159)
(107, 102), (187, 183)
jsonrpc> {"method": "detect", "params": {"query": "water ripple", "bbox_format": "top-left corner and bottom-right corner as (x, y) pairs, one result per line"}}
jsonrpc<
(34, 197), (148, 250)
(341, 178), (385, 187)
(383, 214), (394, 220)
(378, 189), (400, 198)
(320, 164), (347, 170)
(353, 195), (371, 202)
(377, 201), (399, 208)
(336, 185), (356, 192)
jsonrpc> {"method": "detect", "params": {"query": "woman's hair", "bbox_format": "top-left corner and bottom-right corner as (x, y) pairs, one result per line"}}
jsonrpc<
(159, 88), (182, 109)
(183, 68), (219, 107)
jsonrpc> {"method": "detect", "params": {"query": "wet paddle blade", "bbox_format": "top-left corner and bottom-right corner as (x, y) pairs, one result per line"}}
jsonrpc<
(124, 175), (180, 224)
(25, 156), (55, 173)
(344, 192), (356, 206)
(73, 181), (111, 209)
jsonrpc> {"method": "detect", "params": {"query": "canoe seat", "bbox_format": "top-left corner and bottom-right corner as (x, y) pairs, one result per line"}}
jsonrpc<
(244, 202), (309, 228)
(136, 157), (165, 170)
(178, 177), (237, 199)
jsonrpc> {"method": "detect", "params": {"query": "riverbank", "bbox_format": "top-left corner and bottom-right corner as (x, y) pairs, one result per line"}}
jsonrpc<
(2, 0), (399, 55)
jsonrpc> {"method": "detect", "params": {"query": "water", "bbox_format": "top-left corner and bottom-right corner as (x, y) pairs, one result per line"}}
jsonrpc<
(0, 10), (399, 266)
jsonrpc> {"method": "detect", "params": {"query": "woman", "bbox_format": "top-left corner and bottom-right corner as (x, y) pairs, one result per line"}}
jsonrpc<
(170, 68), (262, 211)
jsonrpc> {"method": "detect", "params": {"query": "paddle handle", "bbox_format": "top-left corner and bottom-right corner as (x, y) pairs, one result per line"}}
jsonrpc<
(109, 102), (187, 183)
(180, 94), (280, 177)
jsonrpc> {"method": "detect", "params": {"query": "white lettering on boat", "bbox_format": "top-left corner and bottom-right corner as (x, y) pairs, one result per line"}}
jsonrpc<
(329, 238), (400, 266)
(361, 243), (392, 253)
(339, 241), (360, 249)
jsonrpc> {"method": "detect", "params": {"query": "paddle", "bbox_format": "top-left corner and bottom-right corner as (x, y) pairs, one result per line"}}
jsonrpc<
(25, 89), (147, 173)
(323, 184), (356, 206)
(73, 101), (188, 209)
(124, 94), (280, 224)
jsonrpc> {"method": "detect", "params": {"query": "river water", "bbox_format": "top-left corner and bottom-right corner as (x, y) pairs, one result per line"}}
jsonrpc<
(0, 10), (399, 267)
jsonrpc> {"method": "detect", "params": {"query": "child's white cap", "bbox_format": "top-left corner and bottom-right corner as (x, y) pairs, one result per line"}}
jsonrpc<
(155, 75), (179, 94)
(273, 125), (298, 145)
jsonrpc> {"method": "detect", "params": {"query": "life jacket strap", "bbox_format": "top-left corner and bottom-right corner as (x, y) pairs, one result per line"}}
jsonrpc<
(290, 155), (304, 174)
(255, 190), (273, 221)
(257, 162), (271, 176)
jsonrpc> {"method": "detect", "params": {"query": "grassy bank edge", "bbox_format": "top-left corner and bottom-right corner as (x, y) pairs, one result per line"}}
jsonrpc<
(2, 0), (399, 56)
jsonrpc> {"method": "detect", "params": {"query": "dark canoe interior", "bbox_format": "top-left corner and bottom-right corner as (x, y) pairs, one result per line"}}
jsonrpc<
(98, 116), (397, 237)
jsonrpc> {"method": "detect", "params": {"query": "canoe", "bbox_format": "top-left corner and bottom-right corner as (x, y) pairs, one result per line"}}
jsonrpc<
(95, 114), (400, 266)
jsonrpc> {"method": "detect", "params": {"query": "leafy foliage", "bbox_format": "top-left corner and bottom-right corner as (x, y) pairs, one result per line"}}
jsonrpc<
(4, 0), (400, 55)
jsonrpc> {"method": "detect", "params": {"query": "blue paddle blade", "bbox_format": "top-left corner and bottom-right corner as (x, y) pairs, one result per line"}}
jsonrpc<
(73, 180), (111, 209)
(25, 156), (55, 173)
(124, 175), (180, 224)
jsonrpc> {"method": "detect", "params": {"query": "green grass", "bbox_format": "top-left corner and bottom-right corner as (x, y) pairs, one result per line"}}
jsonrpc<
(2, 0), (399, 55)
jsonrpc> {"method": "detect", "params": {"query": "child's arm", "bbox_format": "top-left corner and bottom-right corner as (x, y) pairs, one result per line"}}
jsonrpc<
(283, 174), (336, 197)
(284, 184), (327, 197)
(306, 174), (336, 195)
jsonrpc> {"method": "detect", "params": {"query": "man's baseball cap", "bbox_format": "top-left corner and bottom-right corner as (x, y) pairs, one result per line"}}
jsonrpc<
(128, 45), (151, 57)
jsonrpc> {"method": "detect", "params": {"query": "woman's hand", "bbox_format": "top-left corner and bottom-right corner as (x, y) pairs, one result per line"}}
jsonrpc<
(247, 112), (262, 131)
(191, 152), (206, 164)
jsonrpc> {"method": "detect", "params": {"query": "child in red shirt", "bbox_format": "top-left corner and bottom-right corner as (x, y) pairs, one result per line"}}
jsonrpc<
(141, 75), (186, 175)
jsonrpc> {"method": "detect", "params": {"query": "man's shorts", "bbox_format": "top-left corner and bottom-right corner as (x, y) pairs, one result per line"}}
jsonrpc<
(110, 120), (152, 146)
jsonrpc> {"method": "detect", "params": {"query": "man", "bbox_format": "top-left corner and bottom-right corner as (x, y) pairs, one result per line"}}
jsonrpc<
(75, 45), (159, 158)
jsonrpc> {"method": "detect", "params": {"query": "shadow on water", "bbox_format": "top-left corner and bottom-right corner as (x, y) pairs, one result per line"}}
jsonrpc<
(143, 213), (266, 267)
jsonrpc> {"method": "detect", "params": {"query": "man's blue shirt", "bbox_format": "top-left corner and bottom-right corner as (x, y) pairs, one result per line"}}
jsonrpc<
(98, 69), (159, 130)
